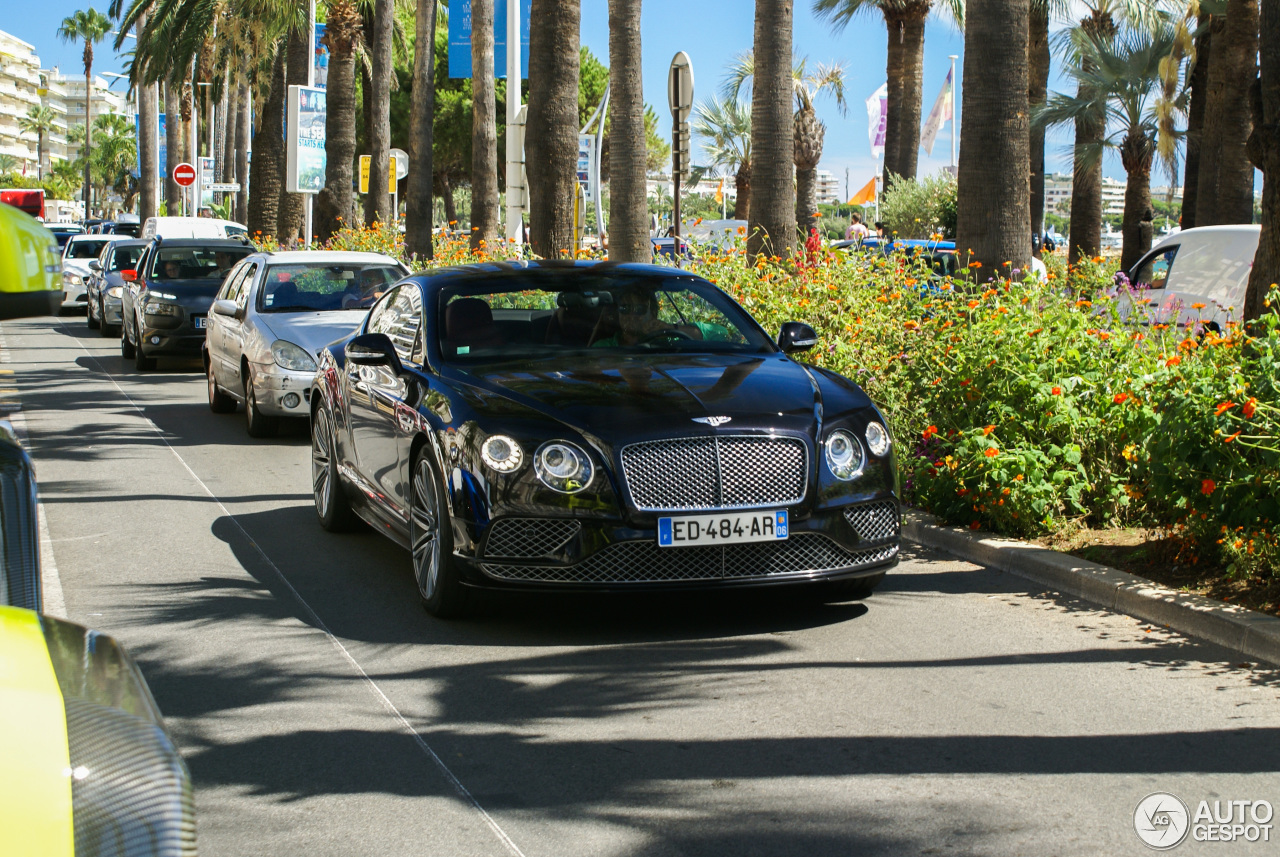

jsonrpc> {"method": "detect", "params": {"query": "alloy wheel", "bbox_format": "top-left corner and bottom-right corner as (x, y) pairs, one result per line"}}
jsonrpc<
(312, 409), (332, 519)
(411, 458), (442, 600)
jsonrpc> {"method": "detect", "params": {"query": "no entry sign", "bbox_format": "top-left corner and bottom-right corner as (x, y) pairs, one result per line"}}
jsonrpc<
(174, 163), (197, 187)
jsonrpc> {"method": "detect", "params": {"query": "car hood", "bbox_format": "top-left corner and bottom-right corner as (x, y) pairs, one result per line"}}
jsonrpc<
(444, 352), (874, 442)
(257, 310), (368, 358)
(62, 261), (93, 277)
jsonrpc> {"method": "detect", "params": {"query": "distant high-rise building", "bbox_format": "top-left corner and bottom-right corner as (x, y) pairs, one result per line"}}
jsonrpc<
(0, 30), (44, 171)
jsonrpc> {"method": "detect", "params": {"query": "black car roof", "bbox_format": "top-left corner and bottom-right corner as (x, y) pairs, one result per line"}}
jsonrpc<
(406, 260), (705, 287)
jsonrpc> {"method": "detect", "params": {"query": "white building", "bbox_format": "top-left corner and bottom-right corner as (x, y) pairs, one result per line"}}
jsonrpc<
(0, 30), (44, 171)
(1044, 173), (1072, 214)
(815, 169), (840, 204)
(46, 68), (130, 163)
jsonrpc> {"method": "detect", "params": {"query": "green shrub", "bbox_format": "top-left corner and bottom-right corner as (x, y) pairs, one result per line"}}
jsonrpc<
(879, 172), (957, 239)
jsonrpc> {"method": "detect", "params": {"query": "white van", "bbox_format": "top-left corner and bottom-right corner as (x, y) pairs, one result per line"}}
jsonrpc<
(1126, 225), (1260, 328)
(142, 216), (249, 241)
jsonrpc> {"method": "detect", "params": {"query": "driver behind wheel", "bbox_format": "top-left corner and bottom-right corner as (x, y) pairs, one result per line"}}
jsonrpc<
(591, 286), (702, 347)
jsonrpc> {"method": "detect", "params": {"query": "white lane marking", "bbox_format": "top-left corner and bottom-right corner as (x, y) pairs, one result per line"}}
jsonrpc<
(50, 320), (527, 857)
(0, 326), (67, 618)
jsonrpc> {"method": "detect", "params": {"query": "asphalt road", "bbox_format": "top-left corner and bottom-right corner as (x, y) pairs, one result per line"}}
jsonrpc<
(5, 313), (1280, 857)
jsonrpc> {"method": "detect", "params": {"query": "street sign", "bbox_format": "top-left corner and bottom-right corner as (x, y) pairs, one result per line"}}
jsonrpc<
(209, 183), (241, 192)
(673, 119), (691, 180)
(359, 155), (370, 194)
(667, 52), (694, 122)
(358, 154), (398, 194)
(174, 162), (197, 188)
(390, 148), (408, 180)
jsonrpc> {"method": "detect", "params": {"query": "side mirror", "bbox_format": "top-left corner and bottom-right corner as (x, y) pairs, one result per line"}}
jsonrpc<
(88, 260), (102, 271)
(212, 299), (239, 318)
(344, 332), (403, 374)
(777, 321), (818, 354)
(120, 269), (137, 282)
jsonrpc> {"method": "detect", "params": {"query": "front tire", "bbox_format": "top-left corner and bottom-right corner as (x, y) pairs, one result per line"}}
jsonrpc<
(100, 300), (118, 337)
(207, 358), (236, 413)
(134, 338), (156, 371)
(411, 451), (471, 619)
(120, 319), (136, 358)
(86, 298), (99, 330)
(312, 404), (357, 531)
(244, 370), (280, 437)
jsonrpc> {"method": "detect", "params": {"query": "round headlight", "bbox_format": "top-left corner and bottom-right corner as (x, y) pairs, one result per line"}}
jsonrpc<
(271, 339), (318, 372)
(824, 430), (865, 481)
(865, 421), (891, 457)
(480, 435), (523, 472)
(534, 441), (593, 494)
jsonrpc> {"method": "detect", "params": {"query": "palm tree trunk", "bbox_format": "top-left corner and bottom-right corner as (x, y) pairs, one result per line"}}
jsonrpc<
(747, 0), (794, 262)
(83, 65), (93, 216)
(733, 163), (751, 221)
(364, 0), (394, 226)
(278, 24), (311, 243)
(235, 76), (251, 224)
(248, 45), (287, 239)
(318, 46), (358, 241)
(525, 0), (581, 259)
(405, 0), (438, 260)
(1180, 19), (1211, 229)
(164, 81), (181, 213)
(1119, 133), (1153, 273)
(1029, 3), (1049, 255)
(956, 0), (1031, 273)
(1243, 0), (1279, 321)
(607, 0), (647, 261)
(796, 166), (818, 237)
(882, 11), (906, 186)
(470, 0), (500, 250)
(1196, 0), (1259, 226)
(896, 9), (926, 183)
(220, 67), (236, 187)
(1066, 12), (1114, 264)
(438, 171), (457, 226)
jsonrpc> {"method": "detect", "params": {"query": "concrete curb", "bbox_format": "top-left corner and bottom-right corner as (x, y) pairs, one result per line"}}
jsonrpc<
(902, 509), (1280, 667)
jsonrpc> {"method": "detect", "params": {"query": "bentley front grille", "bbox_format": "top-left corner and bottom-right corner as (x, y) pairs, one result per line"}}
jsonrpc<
(482, 533), (897, 584)
(484, 518), (581, 559)
(843, 499), (900, 543)
(620, 435), (807, 512)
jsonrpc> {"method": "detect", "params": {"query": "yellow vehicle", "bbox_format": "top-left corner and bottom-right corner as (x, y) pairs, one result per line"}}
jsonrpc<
(0, 202), (64, 320)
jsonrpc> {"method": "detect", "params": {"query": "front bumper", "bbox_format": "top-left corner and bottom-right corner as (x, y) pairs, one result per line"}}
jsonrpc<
(61, 279), (88, 304)
(102, 296), (122, 326)
(249, 362), (315, 416)
(452, 496), (901, 591)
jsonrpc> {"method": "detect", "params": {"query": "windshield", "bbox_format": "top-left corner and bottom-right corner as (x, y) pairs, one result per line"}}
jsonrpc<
(149, 246), (251, 280)
(438, 271), (773, 364)
(65, 239), (111, 259)
(259, 263), (403, 312)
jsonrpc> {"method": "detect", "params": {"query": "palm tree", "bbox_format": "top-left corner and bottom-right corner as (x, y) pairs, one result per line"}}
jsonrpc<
(726, 53), (848, 235)
(0, 155), (17, 175)
(748, 0), (795, 262)
(248, 43), (287, 237)
(691, 95), (752, 220)
(1195, 0), (1258, 226)
(58, 7), (113, 217)
(1243, 0), (1277, 321)
(364, 0), (395, 226)
(317, 0), (364, 241)
(525, 0), (581, 258)
(470, 0), (500, 250)
(278, 20), (311, 243)
(812, 0), (962, 189)
(607, 0), (647, 261)
(956, 0), (1030, 273)
(1039, 24), (1184, 272)
(17, 106), (58, 181)
(405, 0), (439, 260)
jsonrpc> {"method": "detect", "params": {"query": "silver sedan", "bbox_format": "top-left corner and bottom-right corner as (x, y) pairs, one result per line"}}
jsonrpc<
(203, 250), (408, 437)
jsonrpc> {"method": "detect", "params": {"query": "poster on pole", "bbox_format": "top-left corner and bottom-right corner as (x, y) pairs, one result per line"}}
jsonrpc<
(198, 156), (215, 207)
(448, 0), (531, 79)
(286, 86), (327, 193)
(576, 134), (595, 202)
(313, 23), (329, 89)
(134, 113), (167, 179)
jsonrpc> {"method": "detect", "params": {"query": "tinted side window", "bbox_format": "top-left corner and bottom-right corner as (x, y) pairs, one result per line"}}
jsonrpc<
(217, 262), (249, 301)
(1134, 246), (1178, 289)
(368, 286), (423, 363)
(233, 264), (260, 308)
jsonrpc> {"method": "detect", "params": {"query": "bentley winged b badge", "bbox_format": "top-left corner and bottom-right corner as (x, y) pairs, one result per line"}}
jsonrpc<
(692, 416), (732, 427)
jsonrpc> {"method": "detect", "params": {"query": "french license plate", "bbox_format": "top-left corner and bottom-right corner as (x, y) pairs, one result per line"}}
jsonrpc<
(192, 315), (207, 329)
(658, 510), (788, 548)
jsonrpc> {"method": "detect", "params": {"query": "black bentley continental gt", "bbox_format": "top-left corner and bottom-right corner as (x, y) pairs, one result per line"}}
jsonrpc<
(310, 261), (901, 617)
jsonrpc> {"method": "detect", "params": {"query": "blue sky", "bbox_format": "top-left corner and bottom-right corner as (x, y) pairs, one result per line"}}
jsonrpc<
(22, 1), (1185, 194)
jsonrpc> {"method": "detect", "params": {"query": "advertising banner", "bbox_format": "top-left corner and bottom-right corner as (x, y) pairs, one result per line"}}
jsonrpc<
(447, 0), (531, 79)
(286, 86), (327, 194)
(313, 23), (328, 89)
(133, 112), (167, 179)
(199, 156), (215, 208)
(865, 84), (887, 159)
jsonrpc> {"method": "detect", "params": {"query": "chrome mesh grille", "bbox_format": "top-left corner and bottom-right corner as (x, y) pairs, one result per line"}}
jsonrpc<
(843, 500), (900, 543)
(484, 519), (581, 559)
(621, 435), (807, 511)
(483, 533), (897, 584)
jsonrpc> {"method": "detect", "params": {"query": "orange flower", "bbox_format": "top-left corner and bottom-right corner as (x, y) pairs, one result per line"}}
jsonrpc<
(1028, 328), (1043, 337)
(922, 425), (939, 440)
(960, 379), (972, 386)
(1201, 479), (1216, 496)
(1242, 398), (1257, 419)
(969, 521), (981, 530)
(1224, 431), (1242, 443)
(1214, 401), (1237, 417)
(984, 448), (999, 458)
(982, 425), (995, 436)
(1076, 300), (1093, 308)
(967, 300), (980, 309)
(1051, 386), (1062, 396)
(737, 226), (747, 235)
(1165, 356), (1181, 368)
(1113, 393), (1129, 405)
(1191, 302), (1206, 310)
(904, 320), (920, 330)
(970, 261), (982, 268)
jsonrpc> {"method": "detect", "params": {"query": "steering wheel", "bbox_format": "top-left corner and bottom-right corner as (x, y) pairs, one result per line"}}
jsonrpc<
(639, 328), (695, 345)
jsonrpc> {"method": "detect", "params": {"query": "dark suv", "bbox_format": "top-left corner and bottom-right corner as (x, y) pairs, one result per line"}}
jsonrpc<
(121, 237), (252, 371)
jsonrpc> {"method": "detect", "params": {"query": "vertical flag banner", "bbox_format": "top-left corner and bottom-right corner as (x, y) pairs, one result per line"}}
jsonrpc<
(920, 68), (954, 156)
(448, 0), (532, 79)
(136, 113), (168, 179)
(866, 83), (887, 159)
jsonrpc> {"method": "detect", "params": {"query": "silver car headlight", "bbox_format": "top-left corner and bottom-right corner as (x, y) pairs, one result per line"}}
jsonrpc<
(107, 286), (123, 298)
(534, 441), (593, 494)
(271, 340), (318, 372)
(824, 430), (865, 481)
(480, 435), (524, 473)
(144, 300), (180, 316)
(64, 273), (83, 285)
(865, 421), (892, 457)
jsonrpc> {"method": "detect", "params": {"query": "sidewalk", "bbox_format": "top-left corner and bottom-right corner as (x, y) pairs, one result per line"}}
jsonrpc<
(902, 509), (1280, 667)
